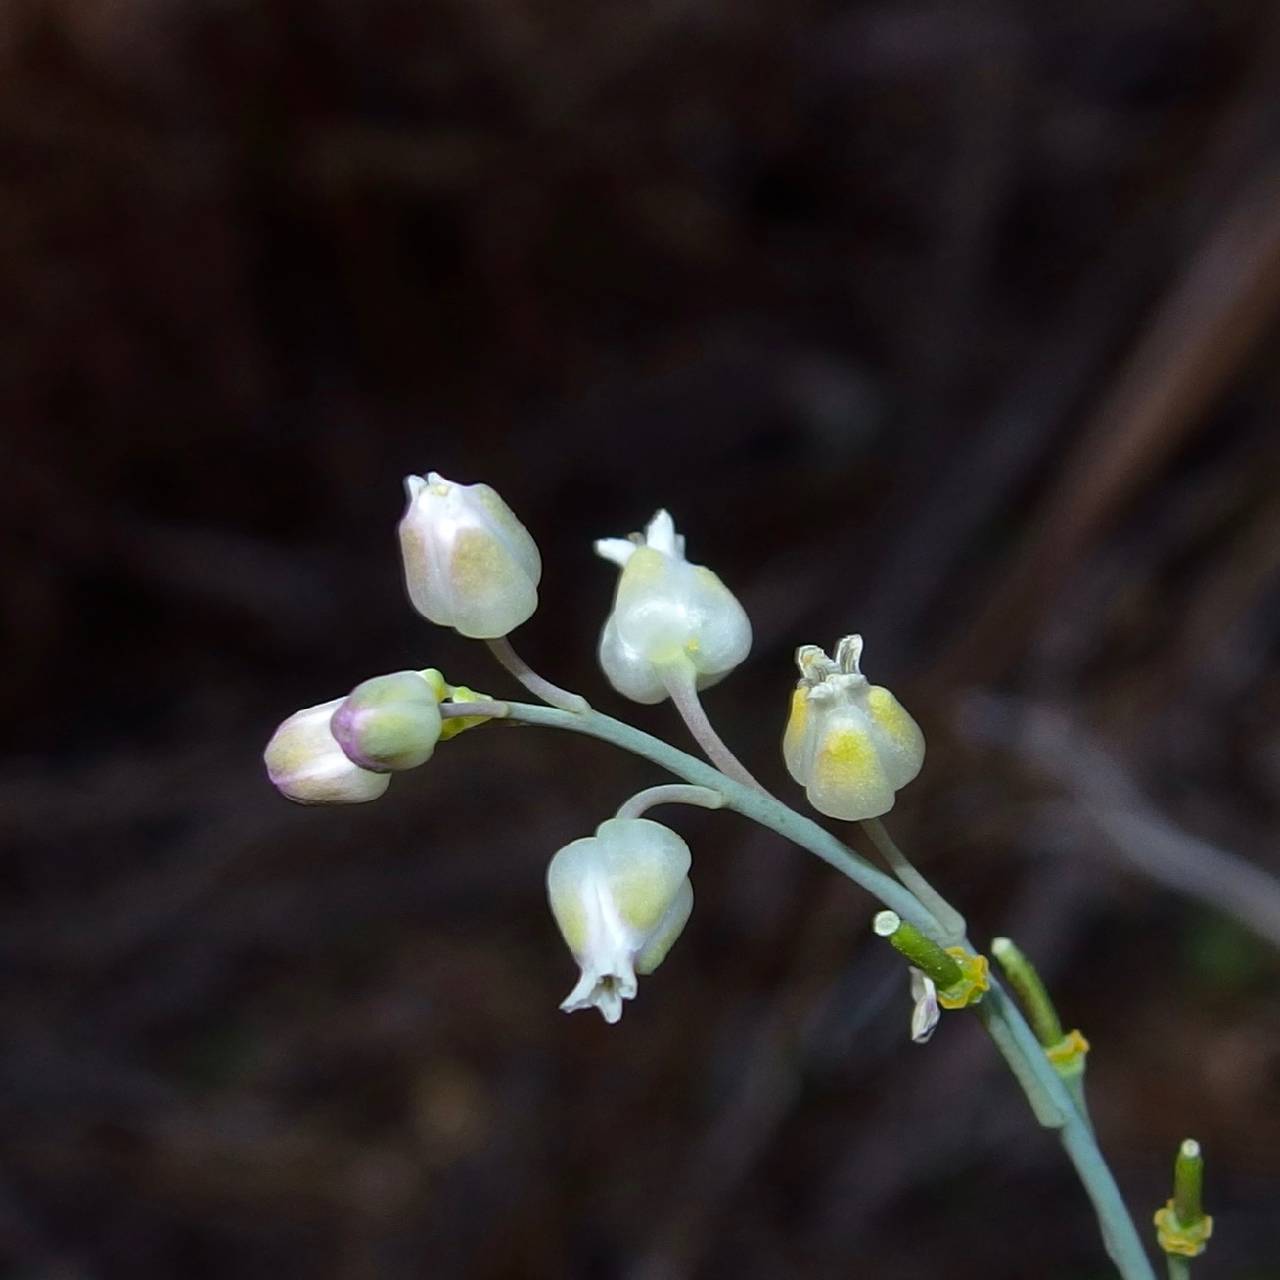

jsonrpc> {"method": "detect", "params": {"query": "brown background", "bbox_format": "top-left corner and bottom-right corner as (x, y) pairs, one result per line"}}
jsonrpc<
(4, 1), (1280, 1276)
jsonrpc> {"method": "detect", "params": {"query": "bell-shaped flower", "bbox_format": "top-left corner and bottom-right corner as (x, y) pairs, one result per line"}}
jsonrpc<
(398, 472), (541, 638)
(782, 634), (924, 820)
(595, 510), (751, 704)
(546, 817), (693, 1023)
(264, 699), (391, 805)
(330, 670), (443, 772)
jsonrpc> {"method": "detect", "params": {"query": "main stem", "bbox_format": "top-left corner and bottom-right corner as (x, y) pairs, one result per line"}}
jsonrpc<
(490, 699), (1156, 1280)
(861, 816), (966, 941)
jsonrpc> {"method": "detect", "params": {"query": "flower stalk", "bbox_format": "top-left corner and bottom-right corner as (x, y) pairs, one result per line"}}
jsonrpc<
(480, 697), (1159, 1280)
(614, 784), (724, 821)
(862, 816), (966, 941)
(485, 636), (589, 714)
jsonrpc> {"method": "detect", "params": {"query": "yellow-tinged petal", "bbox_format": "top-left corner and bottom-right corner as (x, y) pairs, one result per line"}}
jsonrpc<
(782, 687), (809, 781)
(635, 879), (693, 974)
(782, 636), (926, 821)
(865, 685), (926, 788)
(807, 719), (895, 821)
(595, 817), (691, 935)
(546, 836), (599, 956)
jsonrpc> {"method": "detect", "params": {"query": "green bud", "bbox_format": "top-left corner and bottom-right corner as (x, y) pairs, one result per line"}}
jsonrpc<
(331, 671), (443, 772)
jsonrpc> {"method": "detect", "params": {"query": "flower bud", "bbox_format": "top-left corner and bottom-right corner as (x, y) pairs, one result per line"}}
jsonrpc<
(398, 472), (541, 638)
(546, 816), (693, 1023)
(264, 699), (391, 805)
(330, 671), (443, 772)
(595, 510), (751, 704)
(783, 635), (924, 820)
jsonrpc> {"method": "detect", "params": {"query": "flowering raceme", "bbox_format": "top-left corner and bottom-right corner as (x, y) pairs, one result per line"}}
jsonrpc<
(783, 634), (924, 821)
(595, 509), (751, 704)
(398, 471), (541, 638)
(261, 472), (1182, 1276)
(546, 817), (694, 1023)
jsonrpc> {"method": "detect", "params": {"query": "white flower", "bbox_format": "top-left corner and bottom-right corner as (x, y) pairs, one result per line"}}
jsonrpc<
(398, 472), (541, 638)
(546, 817), (693, 1023)
(594, 510), (751, 704)
(264, 699), (391, 805)
(782, 635), (925, 820)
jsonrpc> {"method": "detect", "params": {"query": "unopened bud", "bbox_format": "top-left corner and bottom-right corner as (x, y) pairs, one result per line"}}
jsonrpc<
(331, 671), (443, 772)
(264, 699), (391, 805)
(398, 472), (541, 638)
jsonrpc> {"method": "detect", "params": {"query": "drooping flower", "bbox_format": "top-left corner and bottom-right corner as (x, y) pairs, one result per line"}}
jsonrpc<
(783, 634), (924, 820)
(330, 670), (443, 772)
(546, 816), (693, 1023)
(398, 472), (541, 638)
(594, 510), (751, 704)
(264, 699), (391, 805)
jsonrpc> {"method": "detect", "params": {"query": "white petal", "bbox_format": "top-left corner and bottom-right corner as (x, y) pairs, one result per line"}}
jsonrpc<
(595, 537), (638, 567)
(910, 969), (940, 1044)
(643, 509), (680, 557)
(598, 614), (670, 703)
(560, 969), (631, 1022)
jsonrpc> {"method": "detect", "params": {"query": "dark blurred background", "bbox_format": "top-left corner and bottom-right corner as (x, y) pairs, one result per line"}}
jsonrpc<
(4, 0), (1280, 1276)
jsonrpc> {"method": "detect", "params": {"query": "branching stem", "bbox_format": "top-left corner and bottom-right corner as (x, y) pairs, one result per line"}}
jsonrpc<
(486, 636), (590, 713)
(615, 784), (725, 821)
(861, 816), (966, 941)
(483, 698), (1158, 1280)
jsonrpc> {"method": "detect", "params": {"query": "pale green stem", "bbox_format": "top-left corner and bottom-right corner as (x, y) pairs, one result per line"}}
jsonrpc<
(861, 816), (966, 941)
(485, 636), (590, 713)
(615, 784), (725, 821)
(486, 699), (1157, 1280)
(501, 700), (935, 931)
(973, 989), (1064, 1128)
(440, 700), (510, 720)
(991, 935), (1095, 1132)
(1166, 1256), (1191, 1280)
(1068, 1074), (1096, 1134)
(660, 660), (767, 794)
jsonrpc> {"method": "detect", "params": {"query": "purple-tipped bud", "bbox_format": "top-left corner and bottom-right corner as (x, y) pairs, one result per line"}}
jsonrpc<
(330, 671), (443, 772)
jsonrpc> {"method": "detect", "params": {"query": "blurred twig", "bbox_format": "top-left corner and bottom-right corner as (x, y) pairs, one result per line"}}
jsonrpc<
(961, 694), (1280, 949)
